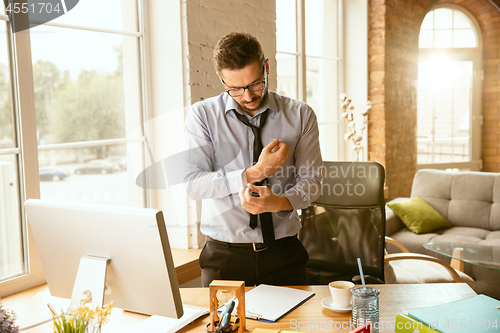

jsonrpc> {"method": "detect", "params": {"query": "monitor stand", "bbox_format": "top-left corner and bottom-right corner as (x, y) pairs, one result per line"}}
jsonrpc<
(71, 255), (110, 308)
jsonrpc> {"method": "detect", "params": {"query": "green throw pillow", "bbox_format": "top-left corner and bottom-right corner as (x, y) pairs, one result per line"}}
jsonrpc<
(387, 196), (452, 234)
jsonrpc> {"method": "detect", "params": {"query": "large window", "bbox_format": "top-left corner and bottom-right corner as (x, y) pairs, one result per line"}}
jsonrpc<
(417, 6), (482, 170)
(0, 19), (22, 282)
(31, 21), (142, 206)
(276, 0), (342, 161)
(0, 0), (148, 294)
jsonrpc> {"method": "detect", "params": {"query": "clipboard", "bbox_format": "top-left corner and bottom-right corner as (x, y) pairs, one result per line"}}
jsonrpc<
(244, 284), (315, 322)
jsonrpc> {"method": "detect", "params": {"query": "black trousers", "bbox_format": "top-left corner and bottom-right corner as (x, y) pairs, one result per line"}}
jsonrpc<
(199, 236), (309, 287)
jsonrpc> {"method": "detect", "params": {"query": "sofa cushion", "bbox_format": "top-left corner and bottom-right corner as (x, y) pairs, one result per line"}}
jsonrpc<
(418, 196), (451, 220)
(448, 200), (491, 229)
(447, 172), (495, 229)
(411, 170), (453, 200)
(390, 229), (441, 254)
(411, 169), (453, 220)
(430, 234), (484, 244)
(389, 227), (493, 254)
(450, 172), (495, 202)
(387, 197), (452, 234)
(484, 231), (500, 242)
(437, 226), (490, 240)
(491, 203), (500, 231)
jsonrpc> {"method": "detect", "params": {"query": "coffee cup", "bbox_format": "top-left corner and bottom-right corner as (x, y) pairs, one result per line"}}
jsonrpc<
(329, 281), (355, 308)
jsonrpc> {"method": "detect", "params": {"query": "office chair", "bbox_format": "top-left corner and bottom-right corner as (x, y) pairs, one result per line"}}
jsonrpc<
(299, 161), (386, 285)
(299, 161), (472, 287)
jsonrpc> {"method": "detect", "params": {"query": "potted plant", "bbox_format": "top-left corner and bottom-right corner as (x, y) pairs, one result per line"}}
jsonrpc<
(52, 302), (113, 333)
(0, 302), (19, 333)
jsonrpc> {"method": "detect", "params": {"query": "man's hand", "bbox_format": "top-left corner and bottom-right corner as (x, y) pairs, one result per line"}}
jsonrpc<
(238, 183), (293, 215)
(246, 138), (289, 183)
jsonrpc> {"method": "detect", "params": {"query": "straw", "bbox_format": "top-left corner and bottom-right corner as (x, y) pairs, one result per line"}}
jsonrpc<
(357, 258), (366, 292)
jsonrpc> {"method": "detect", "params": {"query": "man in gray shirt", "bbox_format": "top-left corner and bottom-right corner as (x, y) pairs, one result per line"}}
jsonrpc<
(184, 32), (322, 287)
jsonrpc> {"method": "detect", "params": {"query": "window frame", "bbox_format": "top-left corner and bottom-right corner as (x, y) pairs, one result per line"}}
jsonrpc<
(417, 4), (483, 171)
(0, 0), (150, 296)
(276, 0), (345, 161)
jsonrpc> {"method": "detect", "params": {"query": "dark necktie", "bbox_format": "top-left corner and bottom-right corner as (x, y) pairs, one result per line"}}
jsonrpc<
(233, 110), (276, 247)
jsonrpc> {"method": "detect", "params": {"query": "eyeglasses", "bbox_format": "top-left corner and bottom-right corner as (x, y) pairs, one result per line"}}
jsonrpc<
(221, 67), (267, 97)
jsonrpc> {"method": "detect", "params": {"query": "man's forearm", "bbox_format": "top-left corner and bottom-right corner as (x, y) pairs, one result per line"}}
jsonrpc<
(239, 185), (294, 215)
(274, 194), (293, 212)
(245, 165), (265, 184)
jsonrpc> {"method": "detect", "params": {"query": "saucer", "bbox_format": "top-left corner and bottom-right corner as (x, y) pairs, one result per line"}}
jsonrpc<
(321, 297), (352, 313)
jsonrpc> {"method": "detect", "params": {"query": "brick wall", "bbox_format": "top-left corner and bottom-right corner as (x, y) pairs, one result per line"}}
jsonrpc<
(368, 0), (387, 168)
(183, 0), (277, 103)
(368, 0), (422, 200)
(368, 0), (500, 200)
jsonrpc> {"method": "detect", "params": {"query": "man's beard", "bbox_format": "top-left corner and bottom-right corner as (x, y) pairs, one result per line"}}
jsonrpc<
(238, 90), (268, 113)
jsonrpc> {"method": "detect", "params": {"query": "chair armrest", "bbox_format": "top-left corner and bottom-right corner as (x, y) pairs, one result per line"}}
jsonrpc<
(385, 197), (409, 236)
(384, 253), (463, 283)
(385, 236), (409, 253)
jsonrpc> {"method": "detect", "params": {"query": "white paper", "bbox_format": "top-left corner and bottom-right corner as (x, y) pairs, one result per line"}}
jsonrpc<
(12, 292), (71, 331)
(245, 284), (315, 322)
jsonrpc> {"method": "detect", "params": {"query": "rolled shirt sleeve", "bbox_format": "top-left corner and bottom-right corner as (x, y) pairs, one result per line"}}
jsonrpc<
(283, 105), (322, 210)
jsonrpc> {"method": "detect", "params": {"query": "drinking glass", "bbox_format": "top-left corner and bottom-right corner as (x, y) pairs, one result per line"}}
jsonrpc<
(351, 286), (380, 332)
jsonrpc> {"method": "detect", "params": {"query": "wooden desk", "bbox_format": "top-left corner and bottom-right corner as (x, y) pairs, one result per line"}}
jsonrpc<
(1, 283), (476, 332)
(171, 248), (202, 284)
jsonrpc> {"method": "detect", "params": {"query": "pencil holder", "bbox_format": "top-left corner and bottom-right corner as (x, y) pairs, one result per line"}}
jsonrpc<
(209, 280), (246, 333)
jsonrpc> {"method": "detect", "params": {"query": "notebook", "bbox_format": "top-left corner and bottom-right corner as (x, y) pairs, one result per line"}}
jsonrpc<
(245, 284), (315, 322)
(404, 294), (500, 333)
(127, 304), (209, 333)
(395, 314), (440, 333)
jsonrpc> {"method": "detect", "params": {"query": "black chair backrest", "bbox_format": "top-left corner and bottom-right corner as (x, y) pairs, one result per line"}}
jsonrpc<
(300, 161), (386, 285)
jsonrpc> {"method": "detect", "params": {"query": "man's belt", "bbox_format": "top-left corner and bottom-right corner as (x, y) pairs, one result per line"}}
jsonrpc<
(206, 235), (297, 252)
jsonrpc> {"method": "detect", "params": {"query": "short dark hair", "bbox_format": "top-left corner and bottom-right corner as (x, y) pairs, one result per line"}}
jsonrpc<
(213, 32), (265, 73)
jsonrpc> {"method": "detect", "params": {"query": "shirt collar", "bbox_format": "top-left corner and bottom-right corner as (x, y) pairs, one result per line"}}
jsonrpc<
(224, 90), (279, 117)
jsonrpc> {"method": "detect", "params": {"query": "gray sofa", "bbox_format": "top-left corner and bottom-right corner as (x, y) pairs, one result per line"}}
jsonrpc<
(386, 169), (500, 299)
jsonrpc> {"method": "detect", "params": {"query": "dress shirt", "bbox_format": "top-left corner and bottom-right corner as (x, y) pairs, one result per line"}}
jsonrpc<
(184, 90), (322, 243)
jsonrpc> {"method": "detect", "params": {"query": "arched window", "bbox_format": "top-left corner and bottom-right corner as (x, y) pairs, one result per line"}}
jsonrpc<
(417, 6), (482, 170)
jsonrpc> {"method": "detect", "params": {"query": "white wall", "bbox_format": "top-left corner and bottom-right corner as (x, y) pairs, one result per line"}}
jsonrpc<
(343, 0), (368, 161)
(184, 0), (277, 102)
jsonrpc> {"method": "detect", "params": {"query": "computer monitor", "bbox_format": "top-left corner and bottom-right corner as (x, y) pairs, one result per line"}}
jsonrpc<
(24, 199), (183, 319)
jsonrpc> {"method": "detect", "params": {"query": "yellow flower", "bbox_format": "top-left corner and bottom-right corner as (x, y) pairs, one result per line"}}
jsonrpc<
(52, 302), (113, 333)
(103, 302), (113, 311)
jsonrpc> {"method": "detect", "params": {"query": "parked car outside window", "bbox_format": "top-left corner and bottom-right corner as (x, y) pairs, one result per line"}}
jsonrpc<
(74, 160), (119, 175)
(39, 166), (69, 181)
(105, 156), (127, 171)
